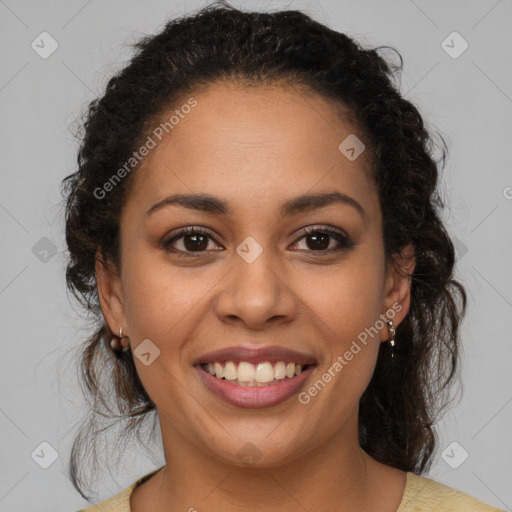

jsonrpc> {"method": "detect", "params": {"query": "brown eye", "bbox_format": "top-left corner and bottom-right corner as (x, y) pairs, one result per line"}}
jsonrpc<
(162, 225), (353, 257)
(181, 232), (209, 251)
(162, 227), (221, 255)
(291, 227), (353, 254)
(305, 232), (330, 250)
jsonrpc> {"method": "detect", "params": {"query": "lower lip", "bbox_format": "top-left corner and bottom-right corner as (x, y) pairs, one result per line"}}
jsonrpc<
(194, 364), (316, 408)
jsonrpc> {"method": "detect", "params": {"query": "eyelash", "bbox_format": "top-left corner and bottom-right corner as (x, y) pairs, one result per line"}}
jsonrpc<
(161, 225), (353, 257)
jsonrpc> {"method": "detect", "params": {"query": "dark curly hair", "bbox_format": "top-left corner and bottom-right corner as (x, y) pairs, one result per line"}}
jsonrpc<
(60, 0), (467, 501)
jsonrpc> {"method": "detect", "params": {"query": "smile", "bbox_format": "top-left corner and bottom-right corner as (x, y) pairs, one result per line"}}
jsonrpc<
(195, 361), (317, 408)
(200, 360), (310, 386)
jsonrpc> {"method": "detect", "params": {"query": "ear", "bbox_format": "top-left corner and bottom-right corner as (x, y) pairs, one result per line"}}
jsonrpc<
(379, 243), (416, 342)
(95, 247), (126, 338)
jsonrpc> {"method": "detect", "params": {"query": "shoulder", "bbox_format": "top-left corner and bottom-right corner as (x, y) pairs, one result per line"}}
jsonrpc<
(73, 466), (165, 512)
(398, 472), (504, 511)
(73, 486), (133, 512)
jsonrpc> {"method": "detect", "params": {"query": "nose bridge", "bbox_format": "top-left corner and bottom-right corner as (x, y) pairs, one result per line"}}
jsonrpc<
(214, 237), (296, 327)
(236, 239), (279, 293)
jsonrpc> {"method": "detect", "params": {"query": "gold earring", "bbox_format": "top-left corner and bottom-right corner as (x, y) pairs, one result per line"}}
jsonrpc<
(119, 326), (130, 352)
(110, 326), (130, 353)
(386, 320), (396, 358)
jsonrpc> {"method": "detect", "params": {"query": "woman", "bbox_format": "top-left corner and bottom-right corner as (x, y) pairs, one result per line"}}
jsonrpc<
(63, 2), (503, 510)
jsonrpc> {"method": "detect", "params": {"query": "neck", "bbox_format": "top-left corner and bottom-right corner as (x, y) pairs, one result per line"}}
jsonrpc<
(132, 412), (402, 512)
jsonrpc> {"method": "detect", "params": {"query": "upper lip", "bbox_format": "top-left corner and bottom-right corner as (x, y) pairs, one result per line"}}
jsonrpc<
(193, 345), (317, 366)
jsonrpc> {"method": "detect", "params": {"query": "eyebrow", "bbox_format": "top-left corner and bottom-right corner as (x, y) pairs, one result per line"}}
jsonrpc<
(144, 191), (368, 222)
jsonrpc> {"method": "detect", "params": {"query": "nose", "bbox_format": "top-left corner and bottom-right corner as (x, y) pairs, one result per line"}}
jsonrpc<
(214, 248), (297, 330)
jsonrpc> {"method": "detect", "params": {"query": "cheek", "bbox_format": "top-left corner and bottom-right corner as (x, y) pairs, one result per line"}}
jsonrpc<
(302, 277), (382, 415)
(299, 257), (384, 334)
(296, 255), (383, 389)
(121, 249), (203, 343)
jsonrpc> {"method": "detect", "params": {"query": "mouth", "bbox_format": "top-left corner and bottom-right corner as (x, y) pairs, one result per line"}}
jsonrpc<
(197, 360), (315, 387)
(192, 345), (318, 408)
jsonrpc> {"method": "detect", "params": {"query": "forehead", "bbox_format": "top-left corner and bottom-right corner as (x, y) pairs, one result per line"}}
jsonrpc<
(125, 82), (378, 222)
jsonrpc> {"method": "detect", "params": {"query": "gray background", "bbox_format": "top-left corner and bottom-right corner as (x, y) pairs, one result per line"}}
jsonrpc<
(0, 0), (511, 510)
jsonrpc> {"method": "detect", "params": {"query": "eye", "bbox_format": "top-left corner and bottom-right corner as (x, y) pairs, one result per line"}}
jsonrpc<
(162, 226), (222, 256)
(290, 226), (353, 254)
(162, 225), (353, 256)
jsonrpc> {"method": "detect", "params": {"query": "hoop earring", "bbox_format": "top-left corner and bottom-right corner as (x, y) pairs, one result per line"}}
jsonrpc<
(386, 320), (396, 358)
(110, 326), (130, 353)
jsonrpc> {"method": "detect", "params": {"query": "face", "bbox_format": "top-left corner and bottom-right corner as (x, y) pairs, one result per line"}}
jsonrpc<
(96, 82), (414, 468)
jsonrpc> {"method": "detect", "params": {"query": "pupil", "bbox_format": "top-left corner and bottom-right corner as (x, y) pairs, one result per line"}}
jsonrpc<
(308, 233), (328, 250)
(184, 234), (207, 251)
(182, 233), (330, 252)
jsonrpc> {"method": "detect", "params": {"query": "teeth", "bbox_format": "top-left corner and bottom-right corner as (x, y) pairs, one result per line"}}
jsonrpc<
(202, 360), (310, 384)
(274, 361), (287, 380)
(255, 362), (275, 383)
(214, 362), (224, 379)
(224, 361), (237, 381)
(237, 361), (255, 382)
(234, 379), (281, 387)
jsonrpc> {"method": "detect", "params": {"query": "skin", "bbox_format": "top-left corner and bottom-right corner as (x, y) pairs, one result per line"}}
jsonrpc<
(96, 81), (416, 511)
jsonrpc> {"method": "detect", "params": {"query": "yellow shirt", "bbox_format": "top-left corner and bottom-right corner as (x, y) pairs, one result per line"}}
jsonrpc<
(76, 466), (504, 511)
